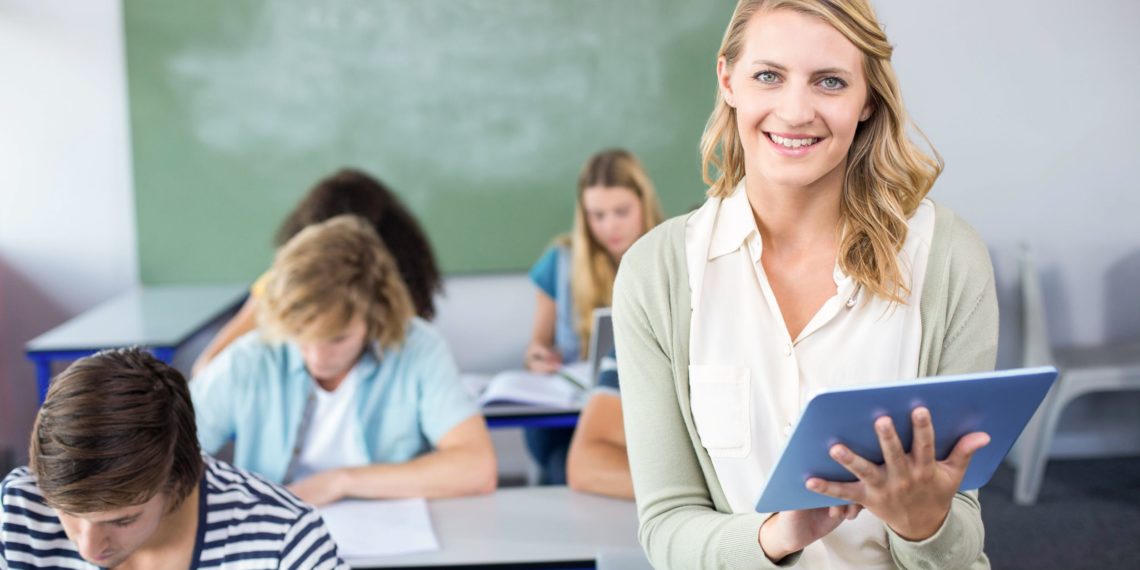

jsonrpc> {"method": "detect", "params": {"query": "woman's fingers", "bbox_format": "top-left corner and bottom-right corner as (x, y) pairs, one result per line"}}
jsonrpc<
(830, 444), (883, 485)
(806, 478), (865, 504)
(942, 431), (991, 474)
(875, 416), (911, 479)
(910, 407), (937, 467)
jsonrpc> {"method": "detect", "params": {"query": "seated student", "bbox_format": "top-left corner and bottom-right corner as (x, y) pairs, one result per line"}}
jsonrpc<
(191, 215), (496, 506)
(191, 168), (442, 377)
(0, 348), (345, 569)
(565, 367), (633, 499)
(523, 148), (664, 485)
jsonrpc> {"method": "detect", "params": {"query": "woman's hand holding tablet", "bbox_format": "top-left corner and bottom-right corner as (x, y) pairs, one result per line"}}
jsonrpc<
(805, 406), (991, 541)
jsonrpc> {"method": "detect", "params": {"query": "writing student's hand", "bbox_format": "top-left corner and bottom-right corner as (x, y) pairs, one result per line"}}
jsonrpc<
(806, 406), (990, 541)
(524, 342), (562, 374)
(758, 503), (862, 562)
(287, 469), (347, 507)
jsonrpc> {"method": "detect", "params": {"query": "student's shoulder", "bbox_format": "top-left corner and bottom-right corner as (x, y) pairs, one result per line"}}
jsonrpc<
(401, 317), (449, 353)
(199, 457), (344, 566)
(529, 240), (569, 287)
(2, 466), (31, 487)
(2, 466), (39, 502)
(198, 330), (291, 382)
(1, 467), (55, 524)
(534, 236), (570, 262)
(201, 455), (312, 519)
(225, 329), (288, 359)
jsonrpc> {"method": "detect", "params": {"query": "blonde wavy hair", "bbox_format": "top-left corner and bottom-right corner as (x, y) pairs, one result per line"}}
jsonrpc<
(701, 0), (943, 303)
(259, 215), (415, 349)
(569, 149), (664, 354)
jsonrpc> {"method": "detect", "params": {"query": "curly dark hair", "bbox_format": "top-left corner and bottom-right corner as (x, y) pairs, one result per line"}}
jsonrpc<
(275, 168), (442, 320)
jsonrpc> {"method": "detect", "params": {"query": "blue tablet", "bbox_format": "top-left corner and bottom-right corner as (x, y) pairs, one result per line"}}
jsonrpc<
(754, 366), (1058, 513)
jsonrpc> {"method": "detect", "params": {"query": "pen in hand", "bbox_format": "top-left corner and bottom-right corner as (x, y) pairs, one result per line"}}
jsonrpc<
(525, 343), (563, 374)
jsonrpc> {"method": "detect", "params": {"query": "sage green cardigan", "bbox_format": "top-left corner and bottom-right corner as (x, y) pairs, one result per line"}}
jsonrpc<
(612, 200), (998, 569)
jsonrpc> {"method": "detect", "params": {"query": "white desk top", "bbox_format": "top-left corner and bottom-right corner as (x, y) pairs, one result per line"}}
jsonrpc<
(25, 283), (247, 352)
(349, 486), (641, 568)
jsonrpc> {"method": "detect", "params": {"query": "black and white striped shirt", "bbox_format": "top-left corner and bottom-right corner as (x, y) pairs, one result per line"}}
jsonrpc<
(1, 455), (346, 569)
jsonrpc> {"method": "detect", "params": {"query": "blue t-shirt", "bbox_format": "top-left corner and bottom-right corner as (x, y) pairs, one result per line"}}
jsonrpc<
(529, 247), (560, 299)
(191, 318), (479, 484)
(528, 245), (582, 362)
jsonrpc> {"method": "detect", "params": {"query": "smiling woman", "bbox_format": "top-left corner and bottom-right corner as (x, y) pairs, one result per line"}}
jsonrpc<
(613, 1), (998, 569)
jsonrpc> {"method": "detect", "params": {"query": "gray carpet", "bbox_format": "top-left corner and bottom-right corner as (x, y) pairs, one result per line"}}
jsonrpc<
(980, 458), (1140, 569)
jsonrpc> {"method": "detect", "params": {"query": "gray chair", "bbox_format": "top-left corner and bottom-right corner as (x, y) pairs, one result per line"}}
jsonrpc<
(1013, 244), (1140, 505)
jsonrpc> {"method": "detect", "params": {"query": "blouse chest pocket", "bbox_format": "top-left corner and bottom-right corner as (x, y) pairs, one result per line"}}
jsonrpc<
(688, 365), (751, 458)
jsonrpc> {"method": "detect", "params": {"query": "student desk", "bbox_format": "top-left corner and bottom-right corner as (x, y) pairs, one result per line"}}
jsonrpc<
(351, 486), (644, 570)
(24, 283), (247, 402)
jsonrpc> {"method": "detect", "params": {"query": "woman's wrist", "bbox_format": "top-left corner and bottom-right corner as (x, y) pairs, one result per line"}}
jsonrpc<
(890, 504), (950, 542)
(758, 513), (794, 562)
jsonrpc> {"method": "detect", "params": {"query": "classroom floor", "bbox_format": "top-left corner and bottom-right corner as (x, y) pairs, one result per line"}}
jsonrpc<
(979, 457), (1140, 569)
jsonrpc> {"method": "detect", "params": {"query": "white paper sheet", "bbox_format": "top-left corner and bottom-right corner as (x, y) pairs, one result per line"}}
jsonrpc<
(319, 498), (439, 560)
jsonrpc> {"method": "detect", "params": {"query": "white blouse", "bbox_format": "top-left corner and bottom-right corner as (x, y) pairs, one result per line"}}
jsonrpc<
(687, 183), (936, 569)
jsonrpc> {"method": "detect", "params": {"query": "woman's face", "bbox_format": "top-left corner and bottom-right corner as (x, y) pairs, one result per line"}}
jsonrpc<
(719, 8), (873, 192)
(581, 185), (645, 260)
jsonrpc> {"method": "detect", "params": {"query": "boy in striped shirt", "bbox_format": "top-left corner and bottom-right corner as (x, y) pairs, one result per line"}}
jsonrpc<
(1, 348), (346, 570)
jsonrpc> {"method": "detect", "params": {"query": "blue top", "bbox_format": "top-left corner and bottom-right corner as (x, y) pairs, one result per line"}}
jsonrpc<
(597, 368), (620, 393)
(1, 455), (346, 569)
(529, 245), (581, 362)
(191, 318), (479, 484)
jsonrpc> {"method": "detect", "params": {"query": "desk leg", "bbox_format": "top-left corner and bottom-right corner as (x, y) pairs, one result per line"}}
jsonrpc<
(31, 357), (52, 404)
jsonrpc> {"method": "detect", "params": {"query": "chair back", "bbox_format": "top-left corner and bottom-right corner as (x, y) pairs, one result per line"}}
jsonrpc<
(1020, 243), (1056, 367)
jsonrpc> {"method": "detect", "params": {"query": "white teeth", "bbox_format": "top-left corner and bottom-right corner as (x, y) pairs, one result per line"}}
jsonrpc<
(769, 133), (818, 149)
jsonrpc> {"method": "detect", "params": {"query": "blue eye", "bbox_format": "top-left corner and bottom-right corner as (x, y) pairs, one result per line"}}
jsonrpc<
(754, 71), (779, 84)
(820, 77), (846, 90)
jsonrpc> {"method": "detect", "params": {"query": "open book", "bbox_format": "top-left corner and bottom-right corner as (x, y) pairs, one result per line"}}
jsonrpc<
(475, 361), (593, 408)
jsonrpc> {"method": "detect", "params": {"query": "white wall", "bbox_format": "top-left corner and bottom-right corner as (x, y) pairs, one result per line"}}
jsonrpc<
(0, 0), (137, 463)
(877, 0), (1140, 343)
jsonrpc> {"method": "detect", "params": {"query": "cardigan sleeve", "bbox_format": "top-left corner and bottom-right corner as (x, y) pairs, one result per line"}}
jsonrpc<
(890, 209), (998, 570)
(613, 222), (799, 570)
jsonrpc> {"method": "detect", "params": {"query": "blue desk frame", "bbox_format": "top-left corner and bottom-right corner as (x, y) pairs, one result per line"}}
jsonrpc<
(27, 347), (177, 402)
(485, 411), (580, 430)
(25, 284), (247, 402)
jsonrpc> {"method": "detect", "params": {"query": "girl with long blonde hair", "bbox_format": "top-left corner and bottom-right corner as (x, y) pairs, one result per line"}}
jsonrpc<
(524, 148), (663, 485)
(613, 1), (997, 567)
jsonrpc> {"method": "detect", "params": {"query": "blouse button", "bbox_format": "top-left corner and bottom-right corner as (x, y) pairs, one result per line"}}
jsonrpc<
(784, 343), (793, 357)
(783, 424), (793, 437)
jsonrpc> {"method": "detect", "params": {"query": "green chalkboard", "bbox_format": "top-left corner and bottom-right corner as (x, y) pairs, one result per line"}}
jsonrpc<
(125, 0), (735, 282)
